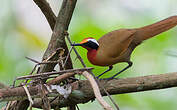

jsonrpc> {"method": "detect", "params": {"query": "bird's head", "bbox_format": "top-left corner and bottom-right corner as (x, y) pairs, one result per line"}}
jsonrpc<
(72, 37), (99, 50)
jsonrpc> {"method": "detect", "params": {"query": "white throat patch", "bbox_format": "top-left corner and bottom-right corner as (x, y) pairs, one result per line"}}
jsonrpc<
(88, 39), (99, 46)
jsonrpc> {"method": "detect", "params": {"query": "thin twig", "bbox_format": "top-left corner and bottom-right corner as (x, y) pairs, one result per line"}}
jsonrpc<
(58, 49), (65, 70)
(16, 68), (93, 80)
(65, 34), (87, 67)
(82, 71), (113, 110)
(26, 57), (65, 65)
(44, 48), (65, 62)
(47, 72), (77, 85)
(25, 56), (56, 84)
(4, 101), (13, 110)
(12, 78), (17, 87)
(25, 56), (65, 84)
(63, 46), (73, 67)
(23, 86), (33, 104)
(39, 84), (51, 110)
(76, 105), (80, 110)
(26, 57), (40, 63)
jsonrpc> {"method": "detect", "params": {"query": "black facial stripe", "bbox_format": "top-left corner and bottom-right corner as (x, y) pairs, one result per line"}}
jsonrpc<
(84, 41), (99, 50)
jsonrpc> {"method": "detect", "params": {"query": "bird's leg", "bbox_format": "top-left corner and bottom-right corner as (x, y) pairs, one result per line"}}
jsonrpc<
(108, 61), (133, 80)
(96, 65), (113, 79)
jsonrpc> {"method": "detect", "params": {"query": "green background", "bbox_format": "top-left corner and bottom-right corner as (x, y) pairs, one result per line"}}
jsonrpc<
(0, 0), (177, 110)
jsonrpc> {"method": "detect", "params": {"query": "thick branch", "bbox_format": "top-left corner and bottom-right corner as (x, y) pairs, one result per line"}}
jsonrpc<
(12, 0), (77, 109)
(1, 72), (177, 108)
(40, 0), (77, 73)
(33, 72), (177, 108)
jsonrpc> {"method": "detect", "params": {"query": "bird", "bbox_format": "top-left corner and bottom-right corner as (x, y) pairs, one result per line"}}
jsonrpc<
(72, 16), (177, 79)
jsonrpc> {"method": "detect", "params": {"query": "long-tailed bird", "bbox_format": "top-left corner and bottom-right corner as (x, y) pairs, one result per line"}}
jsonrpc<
(72, 16), (177, 79)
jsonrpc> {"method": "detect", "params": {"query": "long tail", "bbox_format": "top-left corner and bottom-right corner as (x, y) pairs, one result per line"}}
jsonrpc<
(136, 16), (177, 42)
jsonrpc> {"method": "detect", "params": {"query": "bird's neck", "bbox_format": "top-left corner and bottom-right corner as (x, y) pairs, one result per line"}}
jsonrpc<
(87, 49), (97, 65)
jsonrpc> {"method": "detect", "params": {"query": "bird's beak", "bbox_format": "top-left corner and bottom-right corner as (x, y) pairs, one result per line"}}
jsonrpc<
(71, 43), (83, 46)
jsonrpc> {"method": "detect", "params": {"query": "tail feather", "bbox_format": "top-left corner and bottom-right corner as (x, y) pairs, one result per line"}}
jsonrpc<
(136, 16), (177, 42)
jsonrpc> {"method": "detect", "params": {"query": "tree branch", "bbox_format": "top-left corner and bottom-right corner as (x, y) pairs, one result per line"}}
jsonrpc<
(1, 72), (177, 108)
(33, 72), (177, 108)
(40, 0), (77, 73)
(10, 0), (77, 109)
(82, 71), (113, 110)
(34, 1), (77, 110)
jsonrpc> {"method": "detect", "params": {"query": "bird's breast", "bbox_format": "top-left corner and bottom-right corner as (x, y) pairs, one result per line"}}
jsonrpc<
(87, 49), (98, 65)
(87, 49), (115, 66)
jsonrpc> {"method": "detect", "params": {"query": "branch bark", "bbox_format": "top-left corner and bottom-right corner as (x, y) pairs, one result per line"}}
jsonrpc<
(33, 72), (177, 108)
(34, 1), (77, 110)
(1, 72), (177, 108)
(10, 0), (77, 109)
(40, 0), (77, 73)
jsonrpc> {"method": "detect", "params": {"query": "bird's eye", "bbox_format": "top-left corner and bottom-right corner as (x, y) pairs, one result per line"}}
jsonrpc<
(84, 40), (99, 50)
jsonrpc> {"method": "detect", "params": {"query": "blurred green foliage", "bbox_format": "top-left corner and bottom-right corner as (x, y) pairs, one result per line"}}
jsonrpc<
(0, 0), (177, 110)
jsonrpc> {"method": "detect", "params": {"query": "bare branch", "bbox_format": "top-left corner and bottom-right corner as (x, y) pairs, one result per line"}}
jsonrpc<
(40, 0), (77, 73)
(33, 72), (177, 108)
(10, 0), (77, 109)
(11, 0), (78, 109)
(47, 72), (76, 85)
(82, 71), (114, 110)
(46, 68), (93, 85)
(16, 68), (93, 80)
(1, 72), (177, 108)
